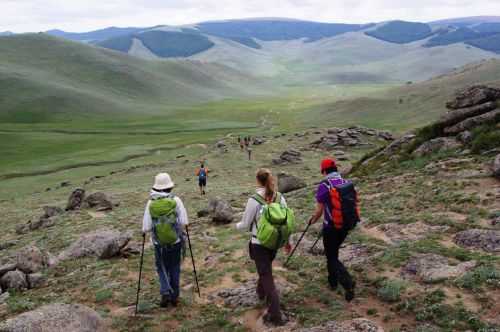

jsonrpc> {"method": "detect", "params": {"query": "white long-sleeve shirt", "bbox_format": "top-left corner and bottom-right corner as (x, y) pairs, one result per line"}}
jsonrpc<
(142, 191), (189, 244)
(236, 188), (287, 245)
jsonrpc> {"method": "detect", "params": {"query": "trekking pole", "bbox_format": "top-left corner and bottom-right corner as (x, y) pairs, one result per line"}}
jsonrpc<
(285, 217), (313, 267)
(185, 225), (201, 297)
(309, 231), (323, 253)
(134, 233), (146, 316)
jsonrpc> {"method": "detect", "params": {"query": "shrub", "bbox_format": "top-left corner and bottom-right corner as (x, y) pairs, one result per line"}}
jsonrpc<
(377, 279), (406, 302)
(456, 265), (500, 290)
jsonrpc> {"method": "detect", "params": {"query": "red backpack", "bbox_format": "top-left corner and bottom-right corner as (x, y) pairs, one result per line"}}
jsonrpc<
(323, 180), (360, 231)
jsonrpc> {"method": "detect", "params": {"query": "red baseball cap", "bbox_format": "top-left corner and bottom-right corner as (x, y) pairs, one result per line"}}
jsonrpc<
(320, 158), (337, 173)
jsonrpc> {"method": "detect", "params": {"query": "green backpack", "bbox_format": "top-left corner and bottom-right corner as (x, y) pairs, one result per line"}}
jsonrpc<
(253, 193), (296, 250)
(149, 197), (179, 246)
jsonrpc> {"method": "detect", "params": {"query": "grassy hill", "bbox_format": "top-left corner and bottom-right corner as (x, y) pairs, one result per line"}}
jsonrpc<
(0, 34), (263, 124)
(365, 21), (433, 44)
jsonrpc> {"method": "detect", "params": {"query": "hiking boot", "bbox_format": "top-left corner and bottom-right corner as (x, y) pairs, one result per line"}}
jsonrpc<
(329, 280), (338, 291)
(345, 282), (356, 302)
(160, 295), (170, 308)
(263, 313), (285, 327)
(170, 298), (178, 307)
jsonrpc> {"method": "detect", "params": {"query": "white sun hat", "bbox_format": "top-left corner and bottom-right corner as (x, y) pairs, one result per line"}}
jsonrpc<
(153, 173), (175, 190)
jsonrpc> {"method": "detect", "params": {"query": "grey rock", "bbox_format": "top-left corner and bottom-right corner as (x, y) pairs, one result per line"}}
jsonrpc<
(42, 206), (63, 218)
(446, 85), (500, 110)
(58, 229), (132, 261)
(253, 137), (265, 145)
(454, 229), (500, 253)
(273, 149), (302, 165)
(376, 222), (449, 245)
(298, 318), (384, 332)
(197, 208), (210, 218)
(27, 273), (46, 289)
(83, 192), (113, 211)
(413, 137), (461, 157)
(493, 154), (500, 179)
(403, 254), (476, 283)
(215, 279), (289, 308)
(363, 134), (417, 165)
(0, 303), (106, 332)
(66, 188), (85, 211)
(16, 246), (48, 274)
(278, 173), (306, 193)
(439, 101), (497, 127)
(207, 198), (234, 224)
(457, 130), (473, 144)
(0, 270), (27, 291)
(0, 241), (18, 251)
(15, 224), (29, 235)
(444, 109), (500, 135)
(215, 140), (226, 148)
(0, 263), (17, 278)
(29, 217), (57, 231)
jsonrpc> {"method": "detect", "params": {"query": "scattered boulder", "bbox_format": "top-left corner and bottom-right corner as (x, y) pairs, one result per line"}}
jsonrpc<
(27, 273), (46, 289)
(446, 85), (500, 110)
(298, 318), (384, 332)
(215, 140), (226, 148)
(66, 188), (85, 211)
(413, 137), (461, 157)
(454, 229), (500, 253)
(16, 246), (48, 274)
(197, 208), (210, 218)
(0, 241), (18, 251)
(0, 263), (17, 277)
(493, 154), (500, 179)
(207, 198), (234, 224)
(272, 149), (302, 165)
(42, 206), (63, 218)
(376, 222), (449, 245)
(457, 130), (473, 144)
(403, 254), (476, 283)
(214, 279), (290, 308)
(83, 192), (113, 211)
(0, 303), (106, 332)
(277, 173), (306, 193)
(253, 137), (265, 145)
(0, 270), (28, 291)
(58, 229), (132, 261)
(439, 101), (497, 127)
(29, 217), (58, 231)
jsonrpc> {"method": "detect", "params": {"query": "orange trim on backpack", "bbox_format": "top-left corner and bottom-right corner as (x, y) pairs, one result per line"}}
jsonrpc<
(329, 188), (344, 230)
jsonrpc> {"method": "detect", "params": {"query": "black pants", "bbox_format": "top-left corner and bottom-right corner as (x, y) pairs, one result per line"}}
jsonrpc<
(249, 243), (281, 321)
(323, 227), (354, 291)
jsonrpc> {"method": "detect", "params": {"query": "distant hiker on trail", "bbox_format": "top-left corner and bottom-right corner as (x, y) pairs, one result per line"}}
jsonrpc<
(196, 163), (208, 195)
(247, 147), (253, 161)
(309, 158), (360, 302)
(240, 136), (245, 150)
(244, 136), (250, 148)
(236, 169), (295, 326)
(142, 173), (189, 308)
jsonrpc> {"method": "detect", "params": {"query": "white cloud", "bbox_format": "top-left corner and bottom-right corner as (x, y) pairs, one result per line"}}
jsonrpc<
(0, 0), (498, 32)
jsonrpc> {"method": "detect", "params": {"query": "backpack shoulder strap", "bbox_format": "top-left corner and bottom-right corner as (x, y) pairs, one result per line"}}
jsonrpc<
(252, 194), (267, 206)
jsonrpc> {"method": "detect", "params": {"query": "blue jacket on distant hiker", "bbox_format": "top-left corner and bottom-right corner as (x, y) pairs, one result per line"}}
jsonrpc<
(142, 173), (189, 308)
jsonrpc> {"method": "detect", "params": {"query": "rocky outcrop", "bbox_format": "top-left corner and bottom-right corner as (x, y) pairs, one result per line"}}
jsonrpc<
(413, 137), (461, 157)
(58, 229), (132, 261)
(278, 173), (306, 193)
(207, 198), (234, 224)
(273, 149), (302, 165)
(83, 192), (113, 211)
(438, 101), (497, 127)
(298, 318), (384, 332)
(446, 85), (500, 110)
(444, 109), (500, 135)
(361, 134), (417, 166)
(16, 246), (48, 274)
(0, 303), (106, 332)
(454, 229), (500, 253)
(493, 154), (500, 179)
(311, 127), (391, 151)
(66, 188), (85, 211)
(0, 270), (28, 291)
(403, 254), (476, 283)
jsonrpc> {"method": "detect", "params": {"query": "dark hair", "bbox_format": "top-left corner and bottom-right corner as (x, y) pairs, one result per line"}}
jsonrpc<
(256, 168), (275, 202)
(323, 166), (338, 174)
(201, 163), (205, 168)
(152, 188), (172, 193)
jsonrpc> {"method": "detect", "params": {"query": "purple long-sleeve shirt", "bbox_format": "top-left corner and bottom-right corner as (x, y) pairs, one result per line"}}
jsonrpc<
(315, 172), (347, 229)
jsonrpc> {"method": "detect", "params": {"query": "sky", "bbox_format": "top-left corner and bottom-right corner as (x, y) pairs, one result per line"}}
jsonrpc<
(1, 0), (499, 33)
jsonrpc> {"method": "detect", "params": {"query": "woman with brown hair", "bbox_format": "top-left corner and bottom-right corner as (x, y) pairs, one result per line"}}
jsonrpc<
(236, 168), (291, 326)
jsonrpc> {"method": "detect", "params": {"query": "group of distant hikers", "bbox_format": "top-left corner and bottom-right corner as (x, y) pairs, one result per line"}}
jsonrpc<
(139, 157), (360, 326)
(238, 135), (253, 160)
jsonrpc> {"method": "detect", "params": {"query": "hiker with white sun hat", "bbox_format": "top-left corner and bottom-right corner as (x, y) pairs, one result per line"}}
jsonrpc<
(140, 172), (190, 308)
